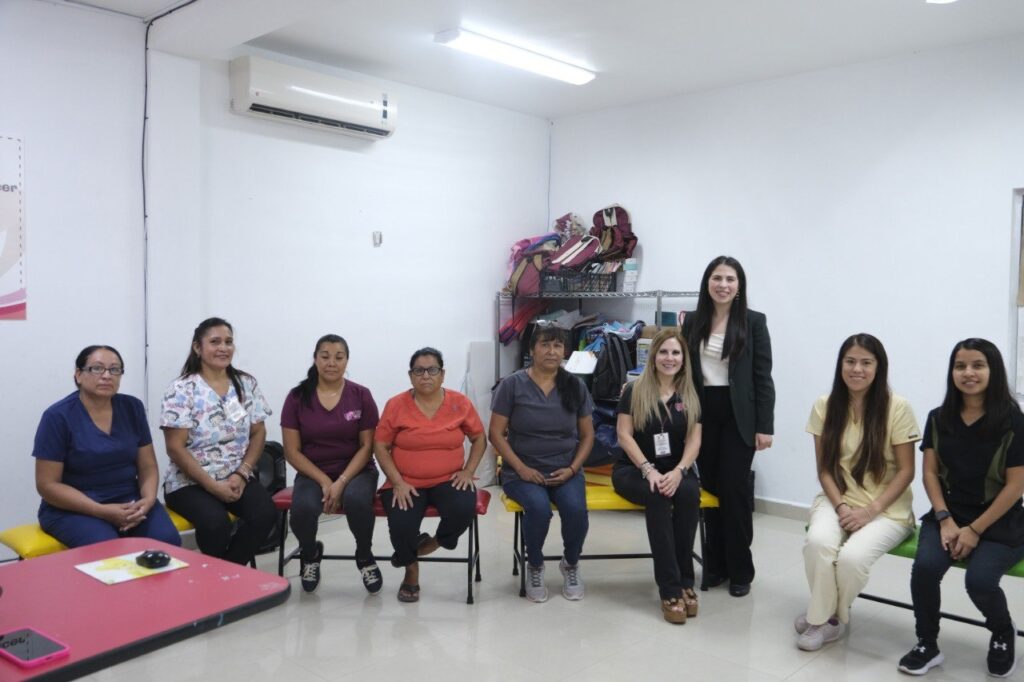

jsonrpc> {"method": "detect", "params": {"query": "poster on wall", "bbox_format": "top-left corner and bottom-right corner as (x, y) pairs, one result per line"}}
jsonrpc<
(0, 135), (25, 320)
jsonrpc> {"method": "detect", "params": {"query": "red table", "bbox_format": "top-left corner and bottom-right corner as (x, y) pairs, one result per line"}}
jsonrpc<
(0, 538), (290, 681)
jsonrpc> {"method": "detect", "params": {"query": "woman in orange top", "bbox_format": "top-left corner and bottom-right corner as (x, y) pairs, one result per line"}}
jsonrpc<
(374, 347), (487, 602)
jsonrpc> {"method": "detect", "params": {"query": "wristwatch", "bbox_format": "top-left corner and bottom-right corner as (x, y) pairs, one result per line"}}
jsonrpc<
(933, 509), (951, 522)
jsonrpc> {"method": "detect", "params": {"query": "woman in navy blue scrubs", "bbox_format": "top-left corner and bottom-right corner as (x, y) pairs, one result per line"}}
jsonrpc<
(32, 345), (181, 548)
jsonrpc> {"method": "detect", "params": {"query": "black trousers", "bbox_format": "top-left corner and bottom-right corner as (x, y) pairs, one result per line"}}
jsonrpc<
(166, 481), (277, 566)
(613, 464), (700, 599)
(379, 483), (476, 567)
(698, 386), (756, 584)
(911, 519), (1024, 639)
(290, 468), (379, 562)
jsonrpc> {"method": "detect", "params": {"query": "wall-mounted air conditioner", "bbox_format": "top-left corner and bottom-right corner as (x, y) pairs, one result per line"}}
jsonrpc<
(229, 56), (396, 140)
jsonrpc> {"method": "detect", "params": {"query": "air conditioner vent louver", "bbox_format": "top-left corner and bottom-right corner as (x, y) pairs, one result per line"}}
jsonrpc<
(248, 104), (391, 138)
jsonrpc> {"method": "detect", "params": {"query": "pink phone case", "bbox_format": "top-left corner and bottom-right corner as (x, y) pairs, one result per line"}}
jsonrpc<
(0, 627), (70, 669)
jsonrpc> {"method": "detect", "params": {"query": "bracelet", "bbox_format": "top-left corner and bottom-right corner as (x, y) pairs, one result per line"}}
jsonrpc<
(968, 524), (981, 536)
(229, 471), (247, 482)
(338, 473), (349, 484)
(834, 502), (848, 513)
(640, 461), (655, 479)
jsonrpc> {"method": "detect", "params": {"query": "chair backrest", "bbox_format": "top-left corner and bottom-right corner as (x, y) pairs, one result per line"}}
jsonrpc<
(257, 441), (287, 494)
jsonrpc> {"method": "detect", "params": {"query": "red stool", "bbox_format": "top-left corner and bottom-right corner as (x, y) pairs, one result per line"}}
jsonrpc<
(272, 487), (490, 604)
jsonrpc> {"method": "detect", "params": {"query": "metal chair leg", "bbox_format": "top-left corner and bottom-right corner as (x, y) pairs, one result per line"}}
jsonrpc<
(276, 509), (288, 577)
(466, 514), (475, 604)
(699, 506), (709, 591)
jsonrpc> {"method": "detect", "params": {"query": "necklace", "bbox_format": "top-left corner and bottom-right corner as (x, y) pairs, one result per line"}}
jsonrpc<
(318, 382), (344, 398)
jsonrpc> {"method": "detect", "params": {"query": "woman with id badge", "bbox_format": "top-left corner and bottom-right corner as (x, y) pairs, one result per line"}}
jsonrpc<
(613, 329), (702, 624)
(161, 317), (277, 565)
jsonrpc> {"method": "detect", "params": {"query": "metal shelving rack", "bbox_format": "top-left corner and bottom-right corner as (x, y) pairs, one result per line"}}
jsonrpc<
(494, 290), (699, 382)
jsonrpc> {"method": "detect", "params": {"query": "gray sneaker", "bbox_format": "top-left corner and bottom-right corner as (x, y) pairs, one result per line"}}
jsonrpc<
(797, 621), (844, 651)
(525, 564), (548, 603)
(559, 558), (585, 601)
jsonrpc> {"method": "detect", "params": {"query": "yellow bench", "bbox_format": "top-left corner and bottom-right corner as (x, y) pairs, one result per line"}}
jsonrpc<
(500, 485), (719, 596)
(0, 510), (195, 560)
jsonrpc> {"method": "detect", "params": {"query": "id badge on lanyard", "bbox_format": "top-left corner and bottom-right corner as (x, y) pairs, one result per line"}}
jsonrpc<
(653, 432), (671, 458)
(223, 396), (247, 423)
(653, 398), (673, 458)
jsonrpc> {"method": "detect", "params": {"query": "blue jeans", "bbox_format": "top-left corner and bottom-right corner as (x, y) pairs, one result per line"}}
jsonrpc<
(911, 519), (1024, 639)
(503, 473), (588, 568)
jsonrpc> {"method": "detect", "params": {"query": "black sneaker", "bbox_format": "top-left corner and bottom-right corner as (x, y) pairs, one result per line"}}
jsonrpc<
(988, 624), (1017, 678)
(299, 541), (324, 593)
(898, 639), (943, 675)
(358, 560), (383, 594)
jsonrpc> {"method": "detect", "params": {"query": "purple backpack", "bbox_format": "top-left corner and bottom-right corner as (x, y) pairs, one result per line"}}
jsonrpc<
(547, 234), (603, 272)
(590, 204), (637, 261)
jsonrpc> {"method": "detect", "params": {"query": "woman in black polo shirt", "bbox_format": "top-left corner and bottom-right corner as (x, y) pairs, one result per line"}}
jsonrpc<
(613, 328), (702, 624)
(898, 339), (1024, 677)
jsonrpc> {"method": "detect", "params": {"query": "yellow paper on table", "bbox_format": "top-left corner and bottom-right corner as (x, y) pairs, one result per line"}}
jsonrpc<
(74, 552), (188, 585)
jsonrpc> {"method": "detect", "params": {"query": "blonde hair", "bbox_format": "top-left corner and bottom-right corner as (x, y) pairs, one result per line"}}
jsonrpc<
(629, 328), (701, 433)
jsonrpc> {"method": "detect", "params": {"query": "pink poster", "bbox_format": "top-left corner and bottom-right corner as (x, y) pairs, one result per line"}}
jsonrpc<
(0, 135), (25, 320)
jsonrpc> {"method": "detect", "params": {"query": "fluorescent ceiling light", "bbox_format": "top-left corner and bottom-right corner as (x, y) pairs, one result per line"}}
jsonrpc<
(435, 28), (595, 86)
(925, 0), (958, 4)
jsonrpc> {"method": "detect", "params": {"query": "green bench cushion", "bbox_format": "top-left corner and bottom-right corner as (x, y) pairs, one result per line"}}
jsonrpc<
(888, 527), (1024, 578)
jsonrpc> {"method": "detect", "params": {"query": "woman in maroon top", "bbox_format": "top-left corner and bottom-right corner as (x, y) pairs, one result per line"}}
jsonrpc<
(281, 334), (381, 594)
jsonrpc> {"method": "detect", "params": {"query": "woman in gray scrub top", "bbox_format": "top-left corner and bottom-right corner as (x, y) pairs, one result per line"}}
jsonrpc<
(490, 326), (594, 603)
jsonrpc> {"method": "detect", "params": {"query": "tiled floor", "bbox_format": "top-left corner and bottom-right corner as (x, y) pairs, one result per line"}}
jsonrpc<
(83, 490), (1022, 681)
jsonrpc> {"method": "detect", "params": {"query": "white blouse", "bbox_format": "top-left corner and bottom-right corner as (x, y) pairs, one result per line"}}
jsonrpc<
(700, 333), (730, 386)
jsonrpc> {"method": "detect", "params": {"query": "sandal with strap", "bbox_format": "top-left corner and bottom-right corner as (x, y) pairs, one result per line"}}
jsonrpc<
(682, 588), (699, 618)
(661, 597), (687, 624)
(397, 583), (420, 603)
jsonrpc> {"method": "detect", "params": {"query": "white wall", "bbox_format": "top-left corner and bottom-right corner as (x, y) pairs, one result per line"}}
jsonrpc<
(550, 36), (1024, 514)
(145, 51), (552, 480)
(0, 0), (145, 545)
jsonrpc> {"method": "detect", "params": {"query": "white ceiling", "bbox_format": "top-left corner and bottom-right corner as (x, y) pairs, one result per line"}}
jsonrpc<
(74, 0), (1024, 118)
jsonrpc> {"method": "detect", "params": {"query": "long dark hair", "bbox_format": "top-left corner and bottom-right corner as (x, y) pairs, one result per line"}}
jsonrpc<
(292, 334), (349, 408)
(179, 317), (251, 400)
(531, 326), (584, 413)
(690, 255), (749, 359)
(821, 334), (891, 494)
(74, 345), (124, 388)
(938, 338), (1020, 439)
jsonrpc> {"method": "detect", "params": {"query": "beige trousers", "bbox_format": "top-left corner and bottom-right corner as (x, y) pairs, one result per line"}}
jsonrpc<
(803, 493), (911, 624)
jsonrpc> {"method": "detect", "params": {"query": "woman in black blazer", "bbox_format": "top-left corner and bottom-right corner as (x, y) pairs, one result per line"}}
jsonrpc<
(682, 256), (775, 597)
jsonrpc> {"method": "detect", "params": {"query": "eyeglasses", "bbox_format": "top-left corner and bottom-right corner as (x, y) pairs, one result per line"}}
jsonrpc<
(410, 367), (442, 376)
(82, 365), (124, 376)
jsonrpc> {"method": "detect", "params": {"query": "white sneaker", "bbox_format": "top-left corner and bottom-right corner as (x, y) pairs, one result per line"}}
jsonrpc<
(559, 558), (585, 600)
(797, 621), (844, 651)
(794, 613), (809, 634)
(525, 564), (548, 603)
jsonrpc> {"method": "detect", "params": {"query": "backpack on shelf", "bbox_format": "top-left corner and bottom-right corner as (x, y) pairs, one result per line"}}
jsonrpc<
(553, 212), (586, 242)
(507, 232), (561, 275)
(547, 234), (603, 272)
(507, 253), (548, 297)
(590, 204), (638, 261)
(505, 231), (563, 296)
